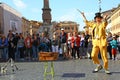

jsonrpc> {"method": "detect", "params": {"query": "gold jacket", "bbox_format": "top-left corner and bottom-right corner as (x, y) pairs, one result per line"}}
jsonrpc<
(85, 20), (108, 47)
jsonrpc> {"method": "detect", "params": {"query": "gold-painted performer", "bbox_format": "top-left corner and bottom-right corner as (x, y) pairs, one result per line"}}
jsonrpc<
(80, 11), (111, 74)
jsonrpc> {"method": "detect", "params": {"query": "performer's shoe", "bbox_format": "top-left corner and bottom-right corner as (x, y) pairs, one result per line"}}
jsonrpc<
(105, 69), (111, 74)
(92, 65), (103, 73)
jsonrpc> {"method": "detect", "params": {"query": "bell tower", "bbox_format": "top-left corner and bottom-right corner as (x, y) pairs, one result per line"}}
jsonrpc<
(42, 0), (52, 25)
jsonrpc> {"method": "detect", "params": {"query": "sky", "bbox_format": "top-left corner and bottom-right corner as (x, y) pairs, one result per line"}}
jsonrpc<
(0, 0), (120, 31)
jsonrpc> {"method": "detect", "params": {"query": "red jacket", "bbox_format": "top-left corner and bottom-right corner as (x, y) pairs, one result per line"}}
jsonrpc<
(71, 35), (80, 48)
(75, 36), (81, 47)
(25, 37), (32, 48)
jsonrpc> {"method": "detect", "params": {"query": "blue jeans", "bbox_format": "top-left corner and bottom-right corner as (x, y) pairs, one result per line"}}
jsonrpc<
(17, 46), (24, 59)
(15, 47), (20, 60)
(0, 47), (8, 60)
(32, 46), (38, 59)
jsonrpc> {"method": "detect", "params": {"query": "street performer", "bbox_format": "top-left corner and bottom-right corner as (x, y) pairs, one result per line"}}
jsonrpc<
(80, 11), (111, 74)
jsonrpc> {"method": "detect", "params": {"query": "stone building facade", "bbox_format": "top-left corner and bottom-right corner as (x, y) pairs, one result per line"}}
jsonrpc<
(0, 2), (22, 36)
(22, 17), (42, 37)
(22, 17), (31, 37)
(53, 21), (79, 36)
(110, 6), (120, 34)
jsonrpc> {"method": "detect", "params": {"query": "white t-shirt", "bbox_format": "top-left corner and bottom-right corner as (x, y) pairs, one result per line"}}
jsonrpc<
(67, 37), (71, 44)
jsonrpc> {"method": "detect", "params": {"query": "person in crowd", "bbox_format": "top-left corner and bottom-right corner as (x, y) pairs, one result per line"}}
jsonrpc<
(17, 34), (24, 60)
(46, 35), (52, 52)
(24, 34), (32, 60)
(84, 31), (90, 58)
(36, 33), (40, 47)
(71, 32), (75, 59)
(0, 35), (8, 61)
(67, 32), (72, 59)
(80, 33), (85, 59)
(39, 32), (45, 51)
(60, 28), (67, 59)
(14, 33), (20, 48)
(80, 11), (111, 74)
(39, 32), (49, 52)
(32, 34), (39, 60)
(107, 32), (113, 59)
(87, 35), (92, 59)
(7, 30), (14, 38)
(14, 33), (20, 60)
(51, 33), (59, 52)
(8, 33), (16, 60)
(58, 35), (62, 57)
(110, 36), (118, 60)
(72, 32), (81, 59)
(71, 32), (80, 59)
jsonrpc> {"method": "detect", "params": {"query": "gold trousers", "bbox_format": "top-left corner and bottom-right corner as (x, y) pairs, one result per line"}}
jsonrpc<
(91, 39), (108, 70)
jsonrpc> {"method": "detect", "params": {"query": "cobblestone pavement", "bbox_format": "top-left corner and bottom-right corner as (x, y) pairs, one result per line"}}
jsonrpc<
(0, 59), (120, 80)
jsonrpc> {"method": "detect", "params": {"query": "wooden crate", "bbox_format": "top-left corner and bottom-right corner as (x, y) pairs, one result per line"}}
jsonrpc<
(39, 52), (59, 61)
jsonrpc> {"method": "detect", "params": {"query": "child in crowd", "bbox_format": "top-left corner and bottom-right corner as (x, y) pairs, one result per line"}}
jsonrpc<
(110, 36), (118, 60)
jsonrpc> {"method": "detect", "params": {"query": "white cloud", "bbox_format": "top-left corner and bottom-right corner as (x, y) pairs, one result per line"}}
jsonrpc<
(12, 0), (27, 9)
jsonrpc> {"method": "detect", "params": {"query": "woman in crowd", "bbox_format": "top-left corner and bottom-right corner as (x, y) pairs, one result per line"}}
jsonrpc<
(0, 35), (8, 61)
(51, 33), (59, 52)
(24, 34), (32, 60)
(32, 34), (40, 60)
(17, 34), (25, 60)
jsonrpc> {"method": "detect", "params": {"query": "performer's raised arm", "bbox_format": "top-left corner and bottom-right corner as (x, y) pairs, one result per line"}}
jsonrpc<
(80, 12), (87, 21)
(77, 9), (94, 28)
(77, 9), (87, 21)
(102, 15), (108, 27)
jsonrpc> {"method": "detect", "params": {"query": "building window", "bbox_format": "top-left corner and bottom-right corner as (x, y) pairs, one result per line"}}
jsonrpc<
(65, 27), (67, 30)
(10, 20), (18, 33)
(76, 27), (78, 31)
(68, 27), (70, 30)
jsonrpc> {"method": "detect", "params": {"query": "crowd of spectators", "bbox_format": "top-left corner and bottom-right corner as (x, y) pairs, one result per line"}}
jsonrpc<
(0, 30), (120, 62)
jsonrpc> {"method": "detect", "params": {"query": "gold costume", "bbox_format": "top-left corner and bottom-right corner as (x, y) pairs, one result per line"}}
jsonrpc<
(85, 20), (108, 70)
